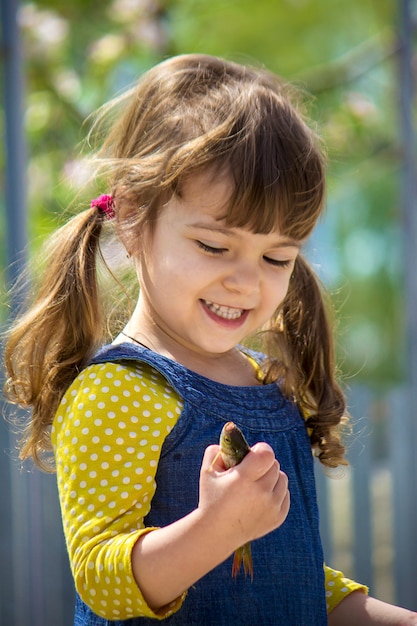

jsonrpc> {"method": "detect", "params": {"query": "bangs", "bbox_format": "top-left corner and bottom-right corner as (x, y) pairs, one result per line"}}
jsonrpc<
(221, 143), (325, 242)
(171, 87), (326, 241)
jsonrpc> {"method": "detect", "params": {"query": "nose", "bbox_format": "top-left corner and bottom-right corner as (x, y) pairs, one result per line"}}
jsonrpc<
(222, 261), (261, 296)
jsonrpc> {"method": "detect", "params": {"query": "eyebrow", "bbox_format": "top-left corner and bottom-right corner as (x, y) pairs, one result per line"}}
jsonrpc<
(186, 221), (301, 248)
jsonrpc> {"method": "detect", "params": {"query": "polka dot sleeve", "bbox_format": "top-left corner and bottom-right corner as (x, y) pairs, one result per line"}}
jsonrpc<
(51, 361), (184, 621)
(324, 565), (368, 614)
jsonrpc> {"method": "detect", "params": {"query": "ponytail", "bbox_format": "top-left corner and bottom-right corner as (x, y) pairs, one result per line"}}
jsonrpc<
(4, 207), (106, 470)
(263, 255), (348, 468)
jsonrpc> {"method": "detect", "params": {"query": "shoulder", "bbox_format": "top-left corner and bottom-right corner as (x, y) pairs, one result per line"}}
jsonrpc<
(84, 359), (178, 394)
(72, 359), (181, 401)
(52, 361), (184, 442)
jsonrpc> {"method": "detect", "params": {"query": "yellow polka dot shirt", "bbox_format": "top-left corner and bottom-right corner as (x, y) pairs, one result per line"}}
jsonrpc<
(51, 360), (367, 620)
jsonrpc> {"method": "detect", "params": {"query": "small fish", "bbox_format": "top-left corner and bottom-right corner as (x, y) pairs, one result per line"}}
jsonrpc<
(219, 421), (253, 581)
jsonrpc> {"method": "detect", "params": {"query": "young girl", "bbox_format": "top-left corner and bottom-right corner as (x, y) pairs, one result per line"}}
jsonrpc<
(4, 54), (417, 625)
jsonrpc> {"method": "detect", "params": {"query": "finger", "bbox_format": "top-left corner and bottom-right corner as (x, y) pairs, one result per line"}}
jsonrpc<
(255, 461), (288, 506)
(274, 470), (289, 504)
(202, 444), (224, 473)
(239, 442), (277, 480)
(257, 458), (282, 490)
(278, 489), (291, 521)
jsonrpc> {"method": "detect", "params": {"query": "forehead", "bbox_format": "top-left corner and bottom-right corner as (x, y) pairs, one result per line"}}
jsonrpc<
(171, 168), (291, 239)
(177, 169), (233, 214)
(173, 168), (276, 231)
(161, 171), (301, 251)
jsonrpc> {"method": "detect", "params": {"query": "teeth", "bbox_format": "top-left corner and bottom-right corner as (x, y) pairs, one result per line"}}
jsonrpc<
(204, 300), (244, 320)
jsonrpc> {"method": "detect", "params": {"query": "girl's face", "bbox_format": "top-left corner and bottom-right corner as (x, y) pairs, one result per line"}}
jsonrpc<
(134, 170), (300, 360)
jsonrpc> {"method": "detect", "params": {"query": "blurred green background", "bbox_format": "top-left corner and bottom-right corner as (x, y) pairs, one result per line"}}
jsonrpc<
(1, 0), (410, 389)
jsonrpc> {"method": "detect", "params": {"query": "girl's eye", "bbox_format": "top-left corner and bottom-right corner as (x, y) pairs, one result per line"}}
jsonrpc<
(263, 256), (293, 268)
(196, 241), (227, 255)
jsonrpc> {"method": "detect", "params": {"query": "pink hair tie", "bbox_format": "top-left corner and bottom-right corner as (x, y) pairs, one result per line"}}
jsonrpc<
(91, 194), (115, 220)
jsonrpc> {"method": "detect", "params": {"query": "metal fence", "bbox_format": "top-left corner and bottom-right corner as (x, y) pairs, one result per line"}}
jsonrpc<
(316, 385), (417, 610)
(1, 383), (416, 625)
(0, 399), (74, 626)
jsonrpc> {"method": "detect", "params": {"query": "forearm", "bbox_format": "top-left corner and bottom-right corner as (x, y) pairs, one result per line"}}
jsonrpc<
(131, 439), (290, 611)
(131, 507), (237, 610)
(132, 442), (289, 611)
(328, 591), (417, 626)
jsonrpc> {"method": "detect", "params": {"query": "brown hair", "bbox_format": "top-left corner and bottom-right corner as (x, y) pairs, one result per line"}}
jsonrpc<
(4, 53), (348, 470)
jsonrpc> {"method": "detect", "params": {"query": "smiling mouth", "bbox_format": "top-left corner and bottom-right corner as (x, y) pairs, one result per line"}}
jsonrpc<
(203, 300), (245, 320)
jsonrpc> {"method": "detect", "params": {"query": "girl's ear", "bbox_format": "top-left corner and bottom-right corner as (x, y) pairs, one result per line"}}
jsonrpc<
(121, 219), (152, 264)
(114, 202), (145, 259)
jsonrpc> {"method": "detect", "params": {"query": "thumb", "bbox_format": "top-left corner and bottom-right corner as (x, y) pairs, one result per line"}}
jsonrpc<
(201, 444), (224, 473)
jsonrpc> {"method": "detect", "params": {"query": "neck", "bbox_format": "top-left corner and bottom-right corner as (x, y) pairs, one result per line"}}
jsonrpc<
(119, 331), (151, 351)
(118, 328), (260, 387)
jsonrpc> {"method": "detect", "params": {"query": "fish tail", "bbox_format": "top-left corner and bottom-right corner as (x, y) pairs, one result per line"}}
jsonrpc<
(232, 546), (243, 578)
(242, 542), (253, 581)
(232, 542), (253, 581)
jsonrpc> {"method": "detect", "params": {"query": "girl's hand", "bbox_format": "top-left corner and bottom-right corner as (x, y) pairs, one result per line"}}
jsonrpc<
(132, 442), (289, 611)
(199, 442), (290, 550)
(328, 591), (417, 626)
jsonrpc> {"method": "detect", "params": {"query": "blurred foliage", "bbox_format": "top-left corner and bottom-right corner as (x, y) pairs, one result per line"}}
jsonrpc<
(1, 0), (416, 388)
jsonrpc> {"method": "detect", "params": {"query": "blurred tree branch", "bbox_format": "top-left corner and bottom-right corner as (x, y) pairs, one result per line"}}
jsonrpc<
(296, 29), (401, 93)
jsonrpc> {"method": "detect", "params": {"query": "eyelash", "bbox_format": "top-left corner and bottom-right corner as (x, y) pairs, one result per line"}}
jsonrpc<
(264, 257), (292, 268)
(196, 241), (226, 255)
(196, 241), (293, 268)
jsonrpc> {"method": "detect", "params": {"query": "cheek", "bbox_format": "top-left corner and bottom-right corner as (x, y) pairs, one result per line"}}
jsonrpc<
(267, 276), (292, 309)
(159, 253), (190, 281)
(162, 249), (209, 282)
(149, 255), (194, 300)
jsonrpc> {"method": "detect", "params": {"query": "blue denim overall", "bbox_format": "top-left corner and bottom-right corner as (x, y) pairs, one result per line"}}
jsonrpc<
(73, 343), (327, 625)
